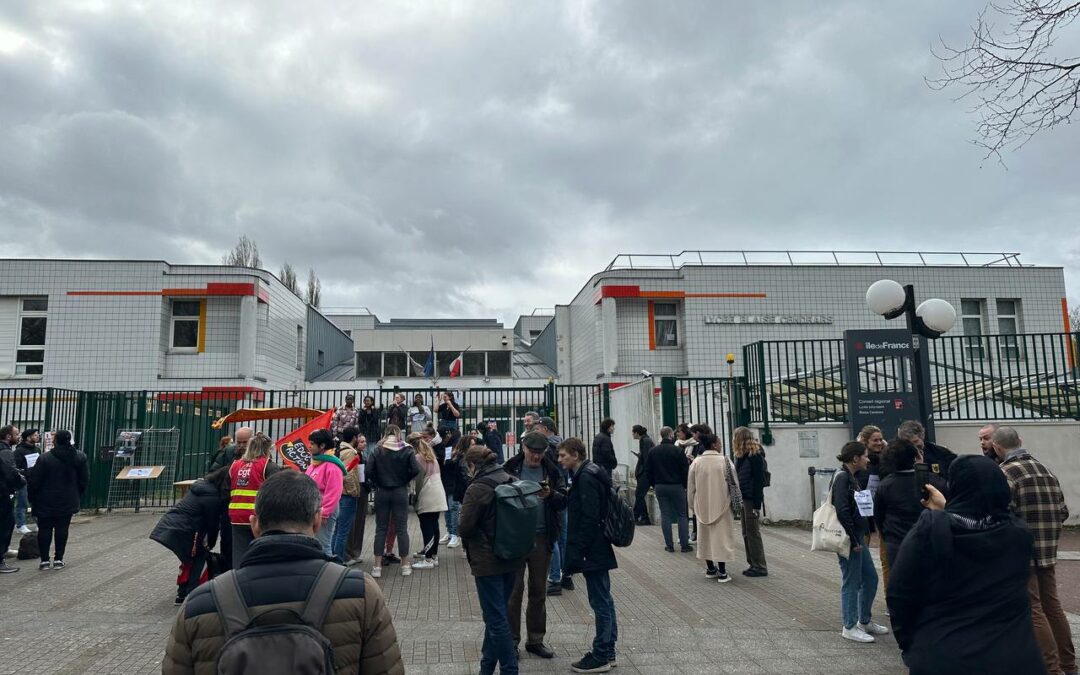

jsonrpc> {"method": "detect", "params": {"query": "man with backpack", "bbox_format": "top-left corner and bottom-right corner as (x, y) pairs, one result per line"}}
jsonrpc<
(162, 470), (404, 675)
(558, 437), (620, 673)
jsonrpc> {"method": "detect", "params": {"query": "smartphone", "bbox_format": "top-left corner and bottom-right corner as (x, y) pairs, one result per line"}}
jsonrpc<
(539, 480), (549, 489)
(914, 463), (931, 501)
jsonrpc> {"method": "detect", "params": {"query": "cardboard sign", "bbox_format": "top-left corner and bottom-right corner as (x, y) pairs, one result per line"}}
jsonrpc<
(275, 409), (335, 471)
(116, 466), (166, 480)
(854, 488), (875, 517)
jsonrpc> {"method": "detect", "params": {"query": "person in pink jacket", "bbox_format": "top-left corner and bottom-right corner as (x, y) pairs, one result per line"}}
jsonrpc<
(306, 429), (346, 557)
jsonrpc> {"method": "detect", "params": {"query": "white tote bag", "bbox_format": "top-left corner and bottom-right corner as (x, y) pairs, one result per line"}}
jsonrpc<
(811, 475), (850, 558)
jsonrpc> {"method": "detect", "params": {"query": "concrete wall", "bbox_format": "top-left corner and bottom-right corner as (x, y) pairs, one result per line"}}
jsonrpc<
(756, 421), (1080, 526)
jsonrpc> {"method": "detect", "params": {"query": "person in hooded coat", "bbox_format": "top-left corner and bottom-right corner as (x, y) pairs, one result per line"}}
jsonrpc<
(150, 468), (230, 603)
(26, 430), (89, 570)
(887, 455), (1045, 675)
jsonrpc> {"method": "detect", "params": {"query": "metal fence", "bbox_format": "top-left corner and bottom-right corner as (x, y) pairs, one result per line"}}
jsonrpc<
(744, 332), (1080, 426)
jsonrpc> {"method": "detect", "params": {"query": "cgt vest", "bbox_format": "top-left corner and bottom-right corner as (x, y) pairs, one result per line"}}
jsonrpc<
(228, 457), (270, 525)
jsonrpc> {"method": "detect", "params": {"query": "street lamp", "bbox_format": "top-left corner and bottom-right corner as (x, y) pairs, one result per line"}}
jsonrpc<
(865, 280), (956, 440)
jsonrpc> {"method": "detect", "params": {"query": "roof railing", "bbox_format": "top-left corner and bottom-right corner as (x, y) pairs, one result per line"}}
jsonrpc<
(604, 250), (1025, 271)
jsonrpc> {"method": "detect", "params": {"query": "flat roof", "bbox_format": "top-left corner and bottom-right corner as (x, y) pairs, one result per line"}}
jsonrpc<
(603, 250), (1032, 271)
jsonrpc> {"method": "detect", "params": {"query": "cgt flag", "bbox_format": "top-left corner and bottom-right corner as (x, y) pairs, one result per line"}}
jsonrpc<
(275, 408), (335, 471)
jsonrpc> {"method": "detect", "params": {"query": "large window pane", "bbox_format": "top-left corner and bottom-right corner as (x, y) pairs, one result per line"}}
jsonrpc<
(487, 351), (511, 377)
(463, 351), (486, 376)
(383, 352), (408, 377)
(16, 349), (44, 364)
(356, 352), (381, 377)
(21, 298), (48, 312)
(960, 300), (981, 316)
(19, 317), (46, 345)
(172, 301), (201, 317)
(655, 319), (678, 347)
(173, 320), (199, 348)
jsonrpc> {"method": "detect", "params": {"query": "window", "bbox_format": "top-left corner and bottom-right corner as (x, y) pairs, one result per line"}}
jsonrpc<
(654, 303), (679, 348)
(960, 299), (985, 360)
(383, 352), (408, 377)
(997, 299), (1022, 360)
(529, 330), (542, 340)
(317, 349), (325, 367)
(487, 351), (512, 377)
(170, 300), (200, 350)
(15, 297), (47, 376)
(356, 352), (381, 378)
(295, 325), (303, 370)
(436, 351), (459, 377)
(463, 351), (486, 377)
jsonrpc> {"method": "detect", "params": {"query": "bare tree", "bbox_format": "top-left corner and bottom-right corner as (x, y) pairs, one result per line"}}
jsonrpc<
(930, 1), (1080, 158)
(279, 262), (300, 295)
(222, 235), (262, 268)
(1070, 302), (1080, 331)
(305, 268), (321, 308)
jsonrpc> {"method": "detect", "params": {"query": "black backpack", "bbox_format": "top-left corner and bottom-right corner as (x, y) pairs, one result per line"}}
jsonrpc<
(592, 467), (634, 547)
(211, 563), (352, 675)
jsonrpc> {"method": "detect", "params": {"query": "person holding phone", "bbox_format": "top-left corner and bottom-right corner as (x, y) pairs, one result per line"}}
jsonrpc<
(873, 439), (947, 583)
(438, 392), (461, 432)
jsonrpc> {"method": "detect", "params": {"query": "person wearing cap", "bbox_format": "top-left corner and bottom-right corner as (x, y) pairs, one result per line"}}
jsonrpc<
(13, 428), (42, 534)
(534, 418), (574, 593)
(504, 431), (567, 659)
(367, 425), (422, 579)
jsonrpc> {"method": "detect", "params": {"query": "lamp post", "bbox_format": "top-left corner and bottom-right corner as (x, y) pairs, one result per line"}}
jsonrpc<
(865, 280), (956, 442)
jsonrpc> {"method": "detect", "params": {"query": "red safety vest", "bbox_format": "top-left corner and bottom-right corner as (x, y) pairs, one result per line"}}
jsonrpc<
(228, 457), (270, 525)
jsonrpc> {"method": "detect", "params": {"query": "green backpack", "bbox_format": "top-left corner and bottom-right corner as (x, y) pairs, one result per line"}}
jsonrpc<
(478, 477), (543, 560)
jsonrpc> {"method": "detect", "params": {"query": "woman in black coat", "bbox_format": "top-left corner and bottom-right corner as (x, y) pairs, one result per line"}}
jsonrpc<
(150, 468), (229, 604)
(27, 430), (89, 570)
(887, 455), (1044, 675)
(873, 439), (947, 572)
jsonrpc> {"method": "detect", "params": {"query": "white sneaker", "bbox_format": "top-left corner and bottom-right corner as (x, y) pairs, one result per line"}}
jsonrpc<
(371, 567), (382, 579)
(716, 572), (731, 583)
(841, 626), (875, 643)
(439, 534), (450, 544)
(412, 559), (436, 569)
(401, 565), (412, 577)
(17, 525), (31, 535)
(860, 621), (890, 636)
(447, 536), (461, 548)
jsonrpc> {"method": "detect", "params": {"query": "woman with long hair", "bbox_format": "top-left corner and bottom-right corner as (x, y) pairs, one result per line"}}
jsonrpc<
(368, 424), (421, 578)
(442, 434), (474, 549)
(686, 433), (739, 583)
(408, 434), (448, 569)
(856, 424), (888, 579)
(226, 432), (282, 568)
(732, 427), (768, 577)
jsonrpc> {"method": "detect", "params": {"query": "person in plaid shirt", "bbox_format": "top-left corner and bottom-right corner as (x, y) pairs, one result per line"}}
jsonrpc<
(992, 426), (1075, 675)
(331, 394), (361, 438)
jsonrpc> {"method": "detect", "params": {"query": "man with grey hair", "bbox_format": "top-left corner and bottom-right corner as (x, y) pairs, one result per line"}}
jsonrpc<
(978, 422), (1000, 462)
(163, 470), (405, 674)
(643, 426), (692, 553)
(207, 426), (252, 473)
(992, 426), (1075, 675)
(896, 420), (957, 477)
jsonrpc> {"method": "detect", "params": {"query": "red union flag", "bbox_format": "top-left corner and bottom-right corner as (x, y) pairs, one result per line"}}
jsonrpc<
(276, 408), (335, 471)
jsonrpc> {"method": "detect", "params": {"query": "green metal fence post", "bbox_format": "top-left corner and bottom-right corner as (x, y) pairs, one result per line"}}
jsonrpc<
(756, 343), (774, 446)
(43, 387), (55, 432)
(660, 376), (677, 428)
(545, 378), (556, 420)
(136, 391), (148, 429)
(601, 383), (611, 419)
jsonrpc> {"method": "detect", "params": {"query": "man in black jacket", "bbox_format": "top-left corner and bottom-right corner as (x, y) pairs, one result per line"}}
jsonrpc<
(643, 426), (691, 553)
(0, 424), (26, 573)
(631, 425), (654, 525)
(558, 437), (618, 673)
(592, 419), (617, 477)
(13, 428), (40, 535)
(897, 420), (957, 477)
(504, 432), (568, 659)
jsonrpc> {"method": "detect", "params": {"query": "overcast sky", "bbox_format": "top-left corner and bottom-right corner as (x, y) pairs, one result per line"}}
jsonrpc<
(1, 1), (1077, 324)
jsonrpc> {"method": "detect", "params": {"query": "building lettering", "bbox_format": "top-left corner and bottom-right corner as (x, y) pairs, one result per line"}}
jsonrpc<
(703, 314), (834, 325)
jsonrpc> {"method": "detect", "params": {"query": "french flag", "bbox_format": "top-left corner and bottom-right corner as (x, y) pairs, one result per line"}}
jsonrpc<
(448, 351), (465, 378)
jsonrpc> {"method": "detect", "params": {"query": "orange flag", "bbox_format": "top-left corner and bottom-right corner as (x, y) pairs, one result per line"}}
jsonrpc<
(276, 408), (335, 471)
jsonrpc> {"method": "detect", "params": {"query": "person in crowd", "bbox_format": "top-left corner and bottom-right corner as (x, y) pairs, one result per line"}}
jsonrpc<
(897, 420), (957, 477)
(369, 425), (421, 579)
(689, 423), (713, 442)
(631, 425), (655, 526)
(643, 426), (691, 553)
(13, 428), (41, 535)
(208, 426), (251, 473)
(358, 395), (383, 445)
(440, 433), (472, 550)
(888, 456), (1045, 675)
(150, 468), (229, 604)
(592, 419), (617, 477)
(409, 433), (448, 570)
(438, 392), (462, 431)
(407, 394), (433, 434)
(27, 430), (89, 571)
(459, 444), (523, 675)
(306, 429), (347, 558)
(505, 431), (568, 659)
(520, 411), (540, 454)
(732, 426), (768, 577)
(386, 392), (409, 430)
(873, 438), (947, 585)
(856, 424), (887, 480)
(992, 426), (1075, 675)
(978, 422), (1000, 462)
(831, 441), (889, 643)
(343, 428), (372, 566)
(331, 393), (361, 438)
(0, 425), (23, 573)
(534, 417), (562, 463)
(687, 433), (738, 583)
(536, 417), (572, 593)
(332, 427), (364, 564)
(162, 470), (405, 675)
(481, 420), (505, 464)
(558, 437), (618, 673)
(675, 423), (700, 543)
(227, 432), (282, 568)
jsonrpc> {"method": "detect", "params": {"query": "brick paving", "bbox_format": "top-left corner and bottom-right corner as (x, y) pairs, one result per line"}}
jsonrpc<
(1, 513), (1077, 674)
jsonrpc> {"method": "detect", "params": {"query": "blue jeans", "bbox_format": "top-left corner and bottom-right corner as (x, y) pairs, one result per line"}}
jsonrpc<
(444, 498), (461, 536)
(475, 572), (519, 675)
(15, 487), (28, 528)
(837, 546), (878, 629)
(316, 505), (339, 558)
(583, 570), (618, 661)
(331, 495), (358, 561)
(548, 510), (568, 583)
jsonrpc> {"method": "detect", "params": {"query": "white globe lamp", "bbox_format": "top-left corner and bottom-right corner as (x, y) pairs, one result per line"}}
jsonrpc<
(866, 279), (906, 317)
(916, 299), (956, 334)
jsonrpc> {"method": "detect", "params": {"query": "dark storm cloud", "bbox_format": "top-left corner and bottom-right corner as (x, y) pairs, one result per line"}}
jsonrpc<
(0, 1), (1077, 322)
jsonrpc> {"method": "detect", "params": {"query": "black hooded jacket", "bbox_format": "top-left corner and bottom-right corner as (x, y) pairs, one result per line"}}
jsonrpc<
(27, 442), (89, 518)
(150, 479), (227, 562)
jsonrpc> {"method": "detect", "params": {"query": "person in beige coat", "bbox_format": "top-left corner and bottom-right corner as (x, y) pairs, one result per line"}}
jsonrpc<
(409, 434), (448, 570)
(687, 432), (741, 583)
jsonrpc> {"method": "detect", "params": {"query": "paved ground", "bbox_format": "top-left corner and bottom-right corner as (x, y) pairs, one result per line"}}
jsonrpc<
(1, 514), (1077, 674)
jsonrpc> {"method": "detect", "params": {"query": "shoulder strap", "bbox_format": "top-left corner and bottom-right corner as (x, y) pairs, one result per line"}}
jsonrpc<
(299, 564), (351, 631)
(211, 571), (251, 638)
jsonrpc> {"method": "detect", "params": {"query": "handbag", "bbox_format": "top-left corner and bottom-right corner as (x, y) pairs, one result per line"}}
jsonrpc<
(811, 474), (850, 558)
(724, 457), (743, 518)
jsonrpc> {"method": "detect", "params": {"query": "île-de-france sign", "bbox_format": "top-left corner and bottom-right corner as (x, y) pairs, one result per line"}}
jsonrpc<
(703, 314), (834, 325)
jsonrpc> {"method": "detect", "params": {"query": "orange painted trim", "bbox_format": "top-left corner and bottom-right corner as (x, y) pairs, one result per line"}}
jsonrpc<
(647, 301), (656, 350)
(596, 284), (767, 303)
(67, 290), (162, 296)
(197, 299), (207, 353)
(161, 288), (209, 297)
(640, 291), (686, 299)
(1064, 298), (1075, 369)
